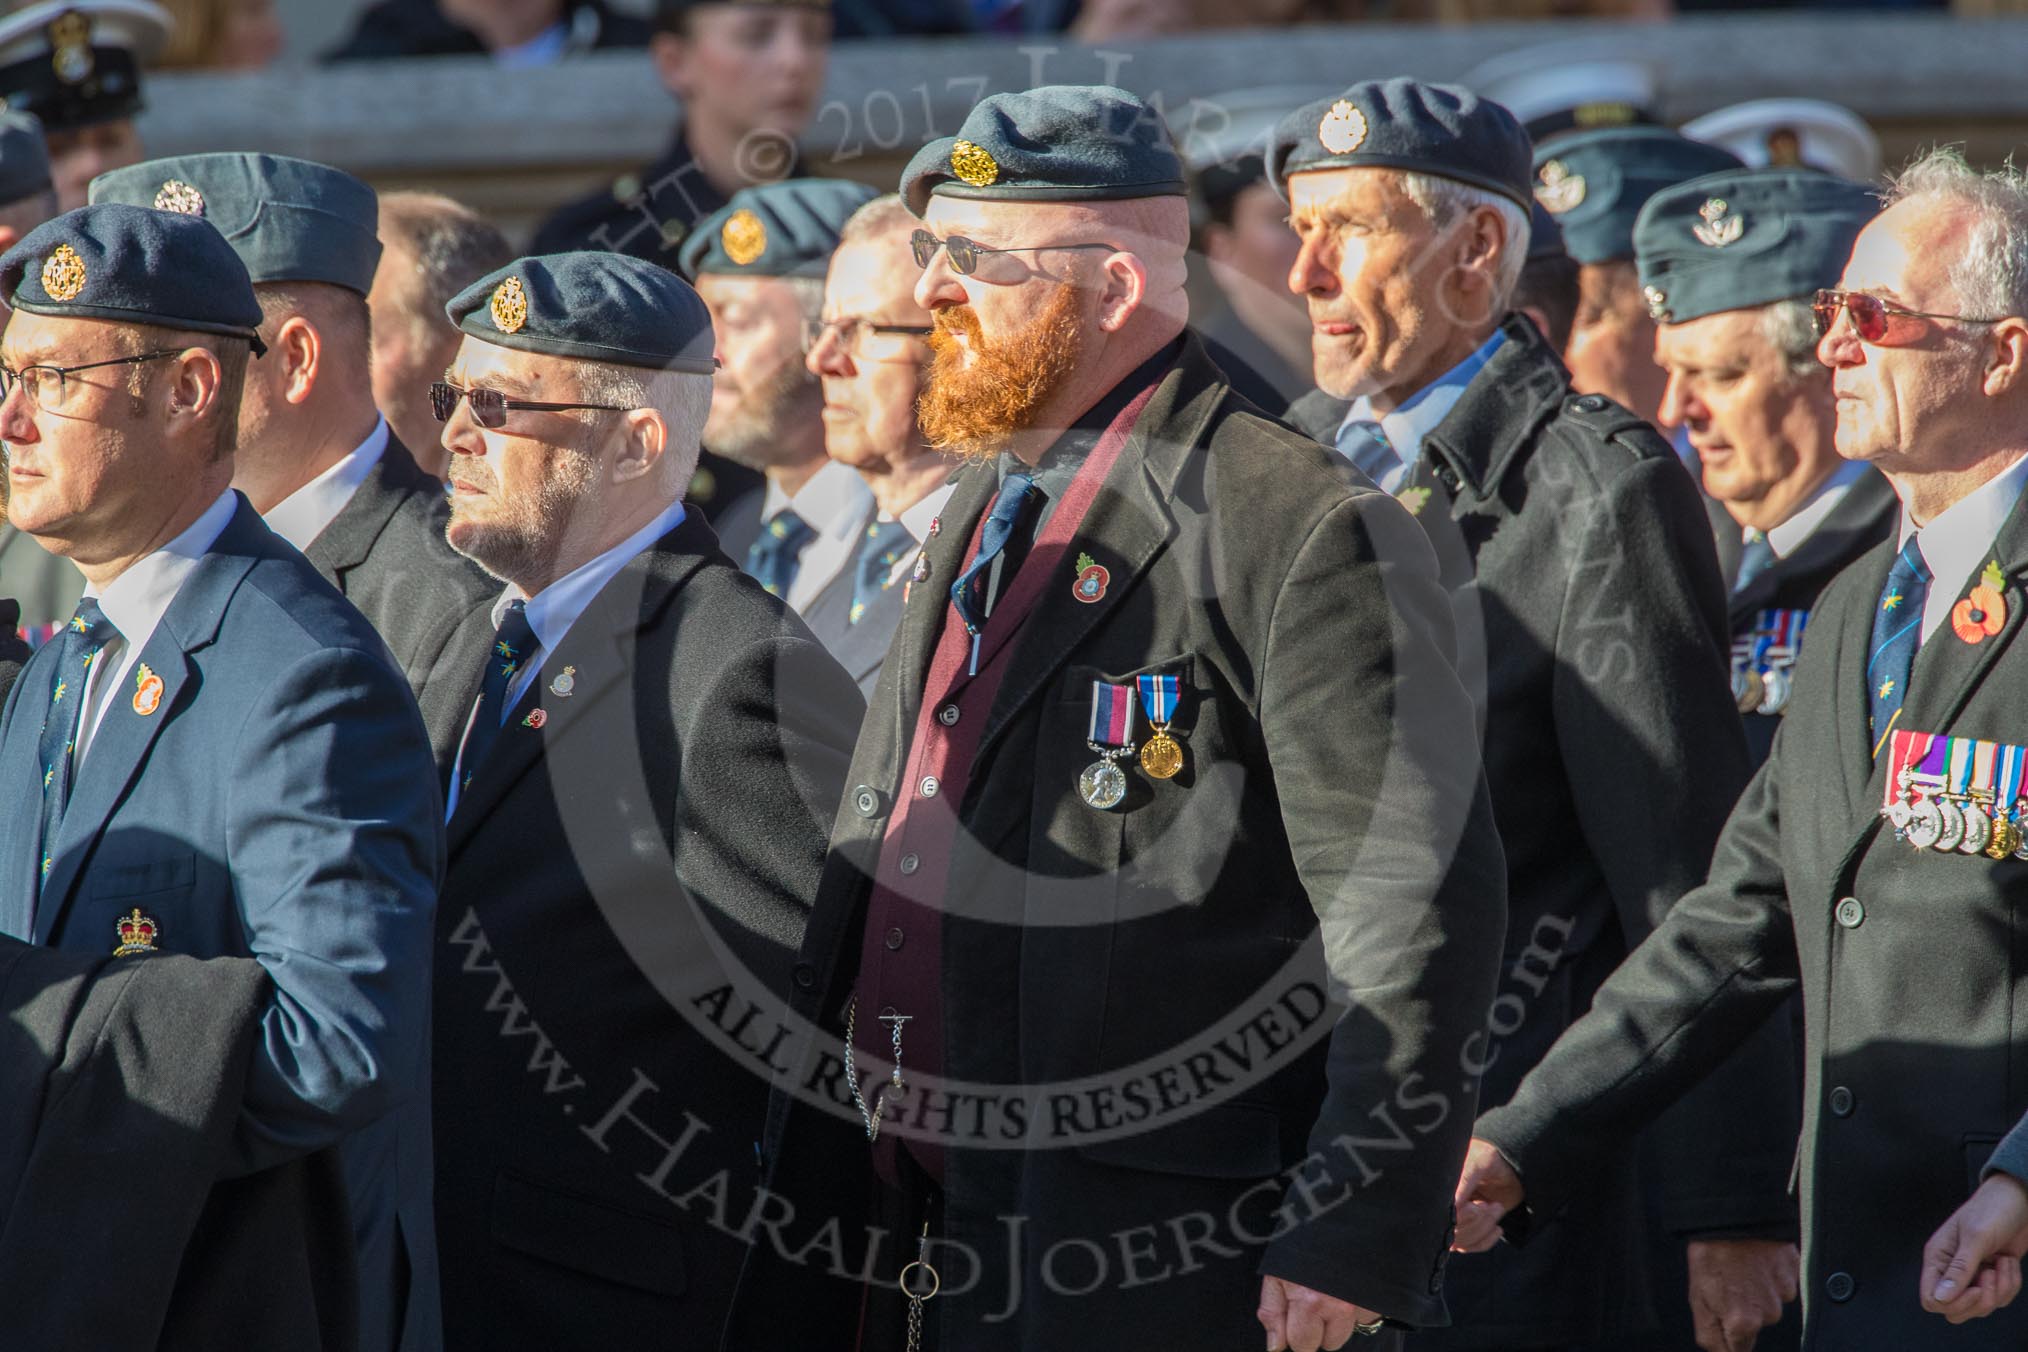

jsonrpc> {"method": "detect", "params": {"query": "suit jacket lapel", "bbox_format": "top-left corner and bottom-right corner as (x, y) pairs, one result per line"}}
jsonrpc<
(0, 644), (55, 936)
(301, 433), (427, 581)
(1898, 495), (2028, 740)
(1834, 538), (1896, 824)
(1729, 470), (1898, 624)
(884, 466), (991, 736)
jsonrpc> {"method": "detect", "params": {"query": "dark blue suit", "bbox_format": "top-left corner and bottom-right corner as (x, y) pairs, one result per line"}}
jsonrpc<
(0, 496), (445, 1351)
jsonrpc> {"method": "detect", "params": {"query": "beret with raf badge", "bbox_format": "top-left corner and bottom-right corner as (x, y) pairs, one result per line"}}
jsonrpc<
(899, 84), (1185, 218)
(0, 201), (264, 343)
(1267, 78), (1534, 210)
(1633, 167), (1877, 325)
(0, 0), (169, 134)
(1526, 197), (1567, 263)
(448, 251), (717, 373)
(1531, 127), (1742, 267)
(88, 152), (383, 295)
(678, 176), (878, 281)
(0, 109), (51, 210)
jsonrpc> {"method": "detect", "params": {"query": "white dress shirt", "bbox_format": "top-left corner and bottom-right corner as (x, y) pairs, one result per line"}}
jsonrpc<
(1765, 458), (1870, 559)
(262, 418), (389, 552)
(445, 498), (688, 817)
(761, 460), (872, 613)
(1898, 451), (2028, 642)
(73, 489), (238, 766)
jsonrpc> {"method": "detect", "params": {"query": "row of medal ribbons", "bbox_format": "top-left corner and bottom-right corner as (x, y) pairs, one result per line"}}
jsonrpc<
(1731, 609), (1810, 716)
(1880, 728), (2028, 859)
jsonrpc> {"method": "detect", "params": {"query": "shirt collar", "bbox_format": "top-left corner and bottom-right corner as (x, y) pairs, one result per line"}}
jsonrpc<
(1899, 451), (2028, 593)
(492, 498), (689, 652)
(763, 459), (872, 537)
(90, 489), (239, 647)
(1338, 328), (1506, 463)
(1765, 459), (1870, 558)
(262, 418), (389, 552)
(899, 481), (957, 544)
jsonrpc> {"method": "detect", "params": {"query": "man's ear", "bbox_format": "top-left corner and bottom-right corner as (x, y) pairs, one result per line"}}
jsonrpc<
(613, 407), (668, 484)
(1982, 316), (2028, 399)
(650, 31), (691, 101)
(273, 315), (321, 406)
(166, 345), (225, 423)
(1097, 252), (1150, 333)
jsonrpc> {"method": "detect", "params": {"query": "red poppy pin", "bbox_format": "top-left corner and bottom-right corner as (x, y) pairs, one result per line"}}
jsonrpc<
(1951, 560), (2009, 645)
(1073, 551), (1109, 604)
(523, 708), (548, 730)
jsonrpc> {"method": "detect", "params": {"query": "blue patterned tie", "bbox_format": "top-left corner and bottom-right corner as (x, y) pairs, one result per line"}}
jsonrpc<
(1867, 536), (1930, 753)
(745, 509), (815, 599)
(458, 601), (538, 794)
(950, 474), (1038, 635)
(1734, 529), (1778, 595)
(1337, 419), (1401, 488)
(850, 519), (916, 625)
(35, 597), (118, 891)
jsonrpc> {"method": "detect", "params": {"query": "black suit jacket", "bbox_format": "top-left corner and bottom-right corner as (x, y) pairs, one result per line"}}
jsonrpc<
(428, 511), (861, 1352)
(0, 598), (26, 705)
(1726, 471), (1899, 765)
(1481, 480), (2028, 1349)
(301, 435), (499, 773)
(1292, 318), (1798, 1348)
(0, 934), (355, 1351)
(726, 334), (1508, 1349)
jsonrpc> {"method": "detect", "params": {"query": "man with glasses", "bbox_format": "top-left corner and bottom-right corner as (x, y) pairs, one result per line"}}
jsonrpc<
(89, 154), (498, 782)
(424, 248), (860, 1352)
(1456, 147), (2028, 1349)
(805, 192), (948, 694)
(681, 177), (877, 648)
(1639, 169), (1892, 770)
(726, 84), (1506, 1352)
(1270, 80), (1799, 1352)
(0, 203), (441, 1347)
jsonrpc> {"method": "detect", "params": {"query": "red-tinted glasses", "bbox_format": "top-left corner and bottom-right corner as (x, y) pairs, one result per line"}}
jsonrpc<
(1811, 288), (2004, 345)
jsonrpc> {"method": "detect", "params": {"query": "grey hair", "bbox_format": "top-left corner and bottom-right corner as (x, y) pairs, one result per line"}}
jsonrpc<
(1758, 298), (1825, 382)
(1881, 146), (2028, 318)
(572, 360), (714, 485)
(837, 193), (916, 252)
(1398, 171), (1531, 309)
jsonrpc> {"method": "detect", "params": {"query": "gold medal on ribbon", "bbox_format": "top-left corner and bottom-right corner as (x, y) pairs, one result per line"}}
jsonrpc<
(1140, 730), (1183, 780)
(1135, 671), (1185, 781)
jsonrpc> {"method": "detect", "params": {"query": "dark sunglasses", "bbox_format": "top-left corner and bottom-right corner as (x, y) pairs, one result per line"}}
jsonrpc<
(1811, 288), (2005, 345)
(909, 228), (1114, 277)
(430, 379), (631, 430)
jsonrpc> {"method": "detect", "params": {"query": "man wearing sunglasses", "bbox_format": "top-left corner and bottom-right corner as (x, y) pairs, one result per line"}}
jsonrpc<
(1272, 80), (1798, 1352)
(726, 84), (1505, 1352)
(89, 153), (498, 787)
(424, 249), (860, 1352)
(805, 192), (949, 695)
(0, 204), (442, 1349)
(1638, 168), (1892, 772)
(680, 177), (877, 647)
(1457, 148), (2028, 1348)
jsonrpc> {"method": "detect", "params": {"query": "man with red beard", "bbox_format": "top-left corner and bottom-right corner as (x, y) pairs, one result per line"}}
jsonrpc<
(723, 85), (1507, 1352)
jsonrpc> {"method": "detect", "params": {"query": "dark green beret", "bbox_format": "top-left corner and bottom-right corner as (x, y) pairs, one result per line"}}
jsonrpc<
(1267, 79), (1533, 210)
(1526, 199), (1565, 263)
(1634, 167), (1877, 325)
(679, 177), (878, 281)
(0, 109), (50, 209)
(447, 251), (716, 374)
(1530, 128), (1741, 267)
(0, 1), (167, 135)
(900, 85), (1185, 218)
(0, 202), (262, 341)
(89, 153), (383, 296)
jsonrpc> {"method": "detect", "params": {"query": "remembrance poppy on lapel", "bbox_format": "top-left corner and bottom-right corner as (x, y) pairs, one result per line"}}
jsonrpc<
(1952, 560), (2010, 645)
(1073, 552), (1109, 604)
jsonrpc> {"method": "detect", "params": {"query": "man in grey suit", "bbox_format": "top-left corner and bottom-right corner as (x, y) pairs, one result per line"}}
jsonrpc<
(90, 153), (497, 772)
(805, 192), (949, 696)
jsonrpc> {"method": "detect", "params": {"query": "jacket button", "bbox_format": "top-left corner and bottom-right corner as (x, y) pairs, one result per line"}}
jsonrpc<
(938, 704), (960, 727)
(1829, 1086), (1855, 1117)
(853, 785), (885, 818)
(1835, 896), (1864, 929)
(1437, 467), (1459, 489)
(885, 927), (905, 951)
(920, 775), (940, 798)
(792, 962), (815, 990)
(898, 853), (921, 876)
(1826, 1271), (1855, 1302)
(1572, 394), (1607, 413)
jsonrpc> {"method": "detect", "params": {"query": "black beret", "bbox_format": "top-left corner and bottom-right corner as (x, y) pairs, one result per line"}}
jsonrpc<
(655, 0), (828, 29)
(0, 202), (263, 341)
(90, 153), (383, 296)
(1268, 79), (1533, 210)
(1530, 128), (1742, 267)
(679, 177), (878, 281)
(900, 85), (1186, 218)
(447, 251), (716, 374)
(1526, 198), (1566, 263)
(0, 1), (168, 134)
(0, 109), (50, 209)
(1633, 168), (1877, 325)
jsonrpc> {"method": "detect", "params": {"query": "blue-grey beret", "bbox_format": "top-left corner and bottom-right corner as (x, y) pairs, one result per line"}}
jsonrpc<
(1526, 199), (1566, 263)
(447, 251), (716, 374)
(89, 152), (383, 295)
(679, 177), (879, 281)
(0, 109), (49, 209)
(1267, 79), (1533, 210)
(0, 202), (262, 341)
(1530, 128), (1741, 267)
(900, 85), (1185, 218)
(1634, 168), (1877, 325)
